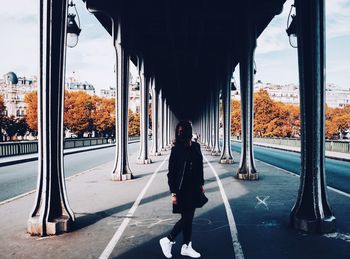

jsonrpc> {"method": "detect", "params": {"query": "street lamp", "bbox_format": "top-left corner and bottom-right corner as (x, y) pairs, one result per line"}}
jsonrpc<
(67, 1), (81, 48)
(286, 4), (297, 48)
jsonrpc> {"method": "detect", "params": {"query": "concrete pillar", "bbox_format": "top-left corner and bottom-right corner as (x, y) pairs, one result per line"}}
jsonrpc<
(237, 19), (258, 180)
(220, 75), (234, 164)
(137, 59), (152, 164)
(28, 0), (75, 236)
(111, 19), (133, 180)
(151, 79), (161, 156)
(211, 88), (221, 156)
(290, 0), (336, 233)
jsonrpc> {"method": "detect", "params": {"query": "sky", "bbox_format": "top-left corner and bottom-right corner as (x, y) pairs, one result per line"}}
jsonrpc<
(0, 0), (349, 93)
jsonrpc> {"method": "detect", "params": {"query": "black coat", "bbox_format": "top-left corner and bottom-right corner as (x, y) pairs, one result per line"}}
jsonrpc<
(167, 142), (204, 212)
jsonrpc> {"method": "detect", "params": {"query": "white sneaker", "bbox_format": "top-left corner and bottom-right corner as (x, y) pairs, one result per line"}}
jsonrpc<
(159, 237), (175, 258)
(180, 242), (201, 258)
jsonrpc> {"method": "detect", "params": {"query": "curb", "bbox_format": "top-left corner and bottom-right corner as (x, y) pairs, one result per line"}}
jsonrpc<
(231, 140), (350, 163)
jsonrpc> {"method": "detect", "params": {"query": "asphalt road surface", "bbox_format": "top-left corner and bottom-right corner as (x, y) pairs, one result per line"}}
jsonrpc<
(1, 141), (349, 202)
(0, 143), (138, 202)
(231, 141), (350, 194)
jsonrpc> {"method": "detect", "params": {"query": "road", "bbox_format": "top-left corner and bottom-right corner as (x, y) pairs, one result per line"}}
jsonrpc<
(1, 141), (349, 202)
(231, 141), (350, 194)
(0, 143), (138, 202)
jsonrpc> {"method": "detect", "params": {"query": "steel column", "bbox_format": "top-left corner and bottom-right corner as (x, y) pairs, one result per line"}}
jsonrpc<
(159, 90), (165, 151)
(220, 76), (234, 164)
(151, 79), (161, 156)
(137, 60), (152, 164)
(211, 88), (221, 156)
(162, 99), (168, 149)
(290, 0), (336, 233)
(28, 0), (75, 236)
(205, 103), (210, 148)
(111, 19), (133, 180)
(237, 19), (258, 180)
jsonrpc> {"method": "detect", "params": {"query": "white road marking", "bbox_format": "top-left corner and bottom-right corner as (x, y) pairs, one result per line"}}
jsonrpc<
(203, 155), (245, 259)
(327, 186), (350, 198)
(255, 196), (270, 210)
(99, 156), (169, 259)
(258, 160), (350, 199)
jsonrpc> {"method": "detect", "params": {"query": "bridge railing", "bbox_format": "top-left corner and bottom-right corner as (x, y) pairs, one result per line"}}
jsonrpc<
(0, 137), (114, 158)
(253, 137), (350, 153)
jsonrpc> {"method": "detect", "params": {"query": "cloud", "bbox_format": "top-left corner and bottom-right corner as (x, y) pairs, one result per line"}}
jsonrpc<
(257, 0), (350, 55)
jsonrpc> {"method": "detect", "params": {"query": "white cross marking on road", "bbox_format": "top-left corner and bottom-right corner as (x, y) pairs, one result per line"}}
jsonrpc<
(255, 196), (270, 210)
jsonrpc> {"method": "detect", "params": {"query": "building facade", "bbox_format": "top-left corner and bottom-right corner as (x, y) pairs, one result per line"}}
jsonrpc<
(65, 75), (95, 95)
(0, 72), (37, 118)
(233, 80), (350, 108)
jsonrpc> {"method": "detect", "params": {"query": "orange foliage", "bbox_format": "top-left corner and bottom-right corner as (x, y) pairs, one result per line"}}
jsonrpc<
(92, 97), (115, 137)
(326, 104), (350, 138)
(231, 89), (301, 138)
(24, 91), (38, 132)
(64, 91), (95, 137)
(230, 100), (241, 136)
(0, 94), (5, 115)
(128, 109), (140, 136)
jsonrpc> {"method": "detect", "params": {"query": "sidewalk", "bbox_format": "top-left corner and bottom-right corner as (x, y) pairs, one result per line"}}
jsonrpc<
(0, 147), (349, 258)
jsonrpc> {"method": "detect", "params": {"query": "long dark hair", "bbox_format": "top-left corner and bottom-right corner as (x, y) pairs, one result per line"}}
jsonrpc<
(174, 121), (192, 147)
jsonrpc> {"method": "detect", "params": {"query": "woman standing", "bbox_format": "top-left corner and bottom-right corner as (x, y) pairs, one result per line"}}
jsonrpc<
(160, 121), (205, 258)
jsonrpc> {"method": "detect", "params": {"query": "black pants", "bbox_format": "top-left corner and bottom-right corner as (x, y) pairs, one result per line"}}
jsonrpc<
(169, 208), (195, 245)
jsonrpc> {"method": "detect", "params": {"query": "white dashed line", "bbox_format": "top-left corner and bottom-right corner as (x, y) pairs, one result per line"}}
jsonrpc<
(203, 155), (244, 259)
(99, 156), (169, 259)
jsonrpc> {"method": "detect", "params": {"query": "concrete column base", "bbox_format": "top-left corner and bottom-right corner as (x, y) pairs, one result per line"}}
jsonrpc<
(211, 150), (221, 156)
(220, 158), (234, 164)
(236, 171), (259, 180)
(137, 158), (153, 164)
(111, 173), (133, 181)
(27, 216), (73, 236)
(291, 216), (336, 233)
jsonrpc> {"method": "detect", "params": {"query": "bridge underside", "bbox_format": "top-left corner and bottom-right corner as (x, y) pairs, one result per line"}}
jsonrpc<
(27, 0), (336, 237)
(85, 0), (284, 120)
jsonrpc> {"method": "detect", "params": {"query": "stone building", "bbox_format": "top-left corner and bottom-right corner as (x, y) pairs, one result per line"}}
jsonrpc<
(0, 72), (37, 118)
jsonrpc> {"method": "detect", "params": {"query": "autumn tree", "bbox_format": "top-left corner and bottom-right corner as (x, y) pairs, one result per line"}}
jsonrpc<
(128, 109), (140, 136)
(92, 97), (115, 137)
(24, 91), (38, 134)
(254, 89), (277, 137)
(230, 90), (301, 138)
(2, 116), (18, 140)
(325, 104), (350, 139)
(15, 118), (29, 139)
(64, 91), (96, 137)
(230, 99), (241, 136)
(263, 102), (299, 138)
